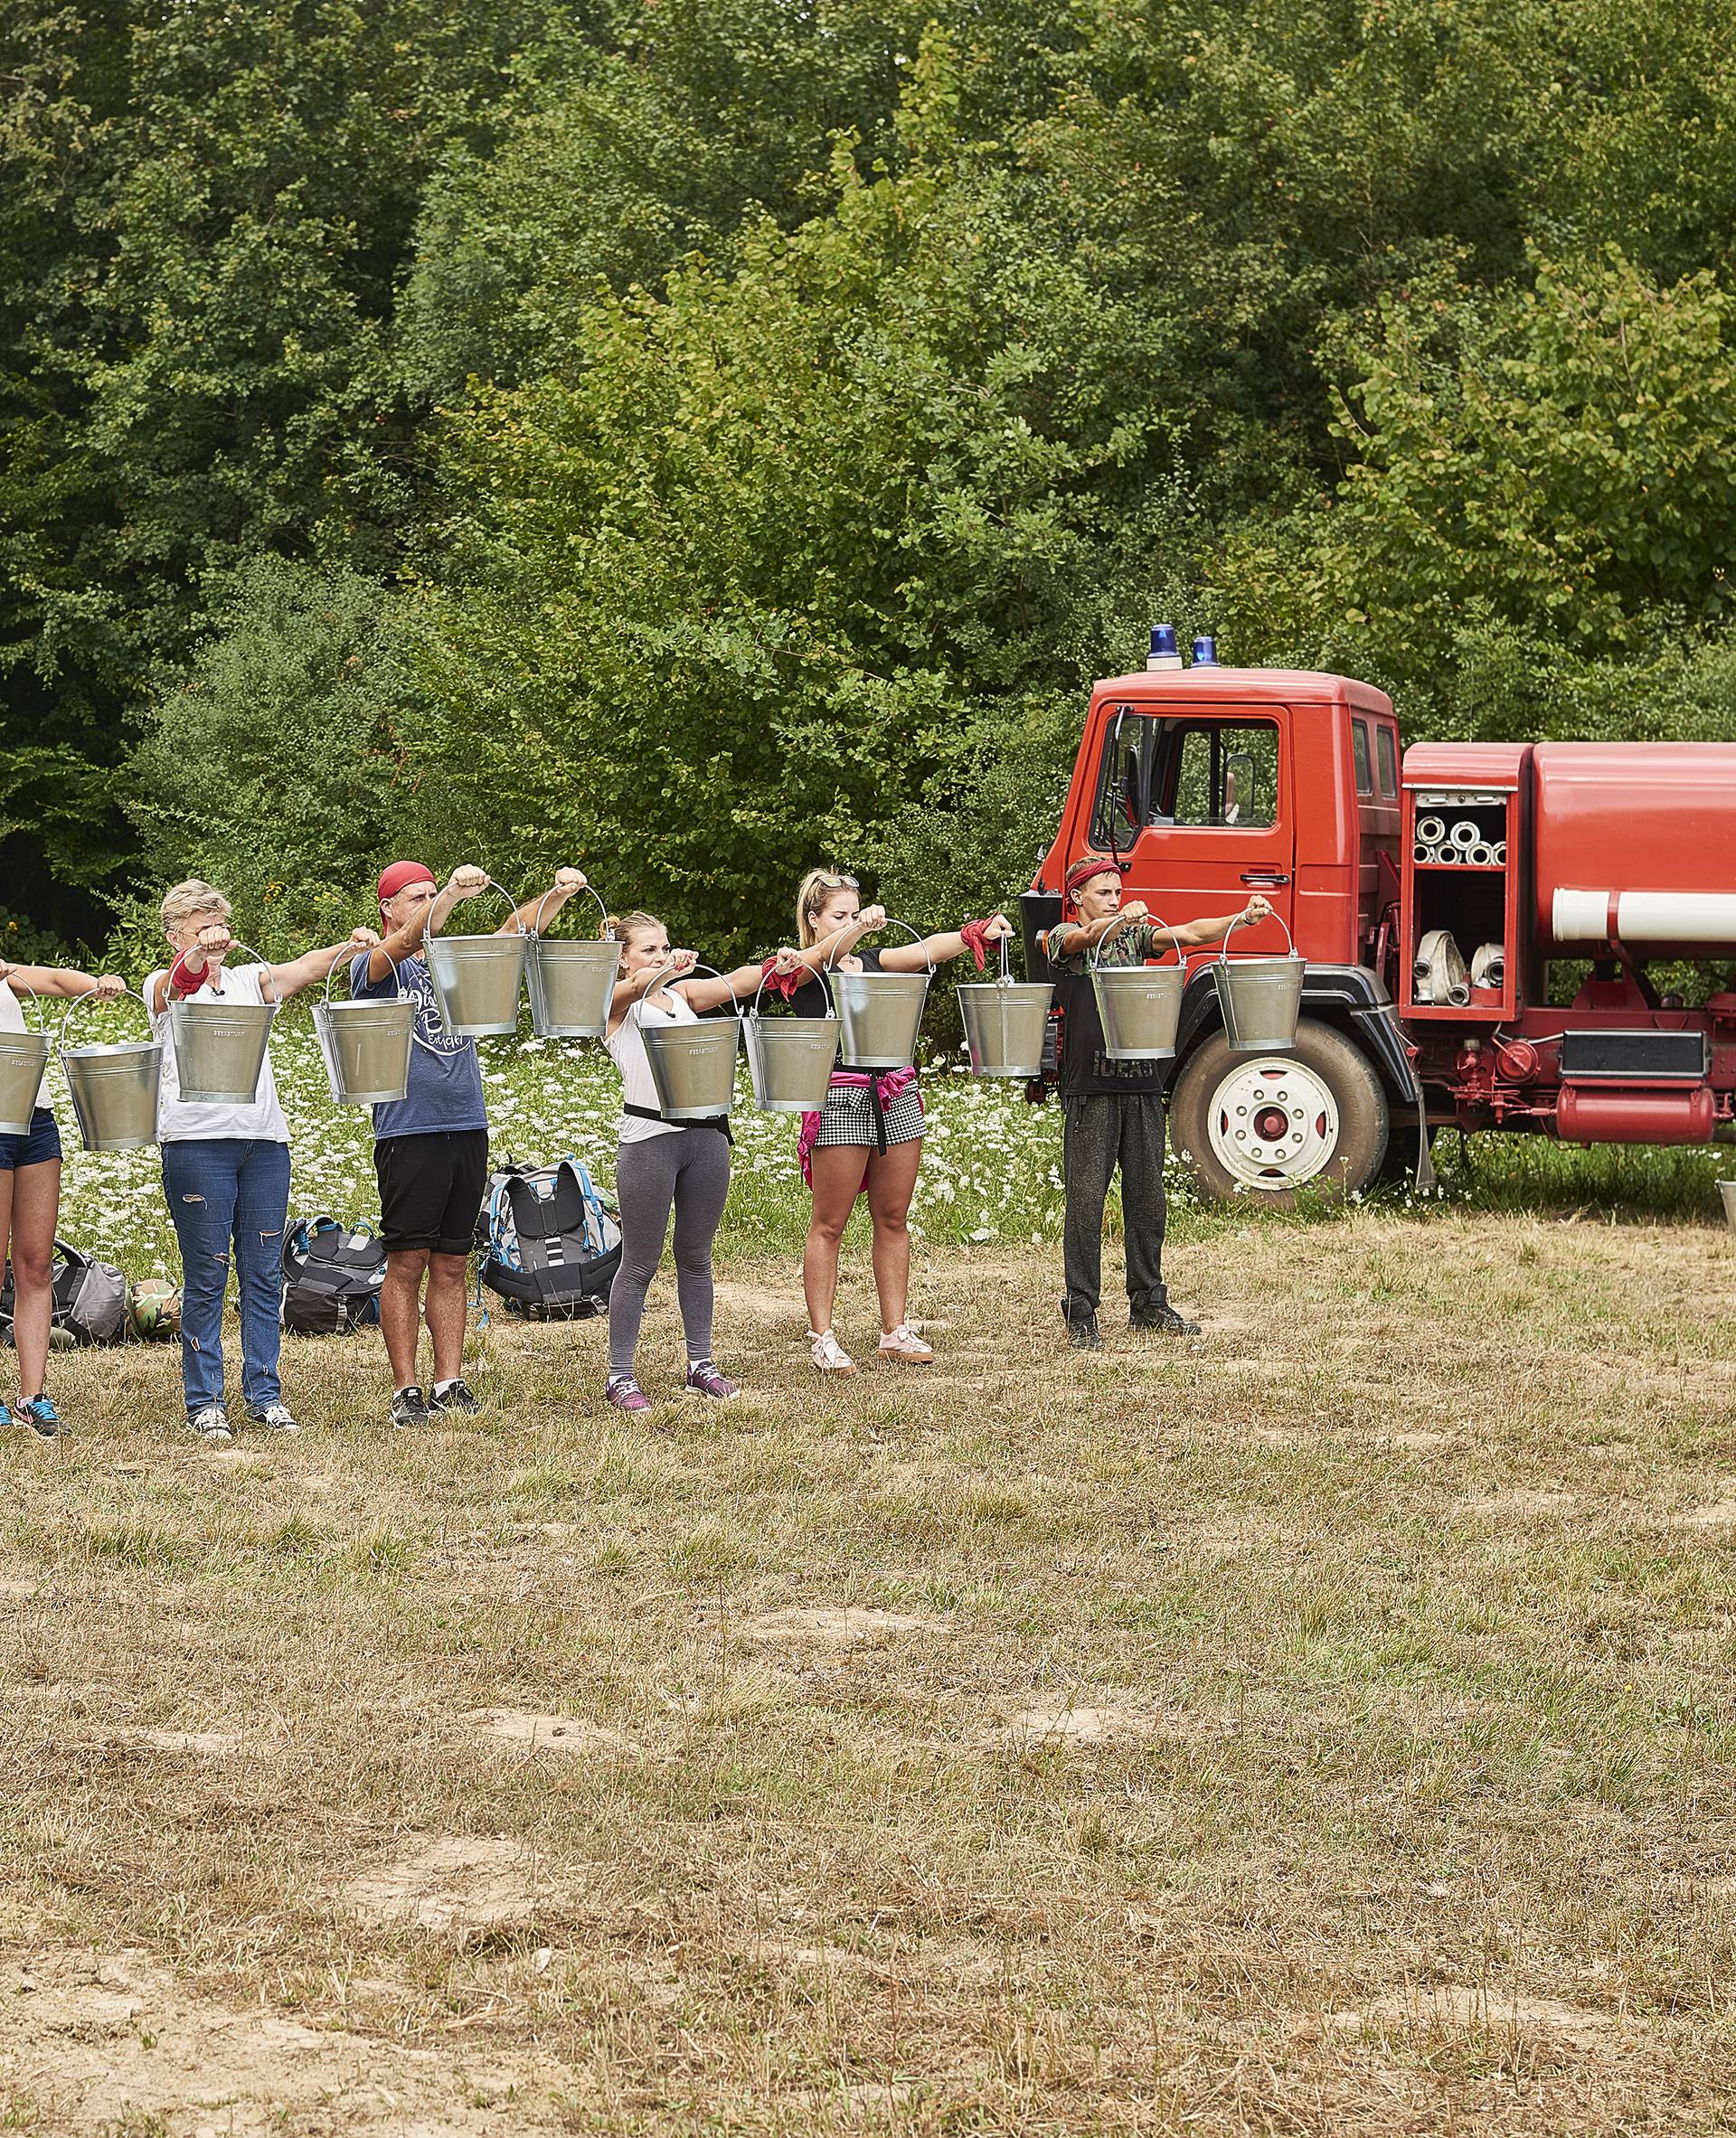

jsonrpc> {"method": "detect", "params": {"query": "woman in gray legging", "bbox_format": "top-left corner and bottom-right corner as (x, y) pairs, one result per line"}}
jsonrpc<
(601, 912), (816, 1410)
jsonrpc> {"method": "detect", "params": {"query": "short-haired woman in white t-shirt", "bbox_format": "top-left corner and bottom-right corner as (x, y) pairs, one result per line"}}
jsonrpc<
(146, 880), (381, 1442)
(0, 956), (125, 1436)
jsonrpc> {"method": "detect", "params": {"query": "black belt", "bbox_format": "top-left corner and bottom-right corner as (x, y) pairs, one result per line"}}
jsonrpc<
(624, 1103), (732, 1144)
(835, 1068), (918, 1157)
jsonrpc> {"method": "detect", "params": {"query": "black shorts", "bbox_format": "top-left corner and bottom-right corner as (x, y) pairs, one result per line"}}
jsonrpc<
(373, 1130), (489, 1256)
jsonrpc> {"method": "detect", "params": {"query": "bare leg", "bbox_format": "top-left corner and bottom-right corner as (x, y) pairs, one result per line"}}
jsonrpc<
(7, 1161), (61, 1400)
(863, 1138), (923, 1333)
(803, 1144), (868, 1334)
(380, 1248), (429, 1388)
(424, 1252), (469, 1384)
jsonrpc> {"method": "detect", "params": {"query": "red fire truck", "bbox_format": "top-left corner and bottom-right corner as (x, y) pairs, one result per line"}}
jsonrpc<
(1024, 641), (1736, 1200)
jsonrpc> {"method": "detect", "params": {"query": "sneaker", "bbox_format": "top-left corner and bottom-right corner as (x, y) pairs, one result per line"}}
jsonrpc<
(245, 1402), (300, 1434)
(1062, 1304), (1104, 1352)
(684, 1361), (740, 1400)
(606, 1377), (653, 1414)
(877, 1323), (934, 1364)
(430, 1379), (481, 1416)
(808, 1329), (856, 1375)
(1130, 1297), (1201, 1337)
(188, 1405), (232, 1443)
(14, 1395), (66, 1439)
(390, 1385), (430, 1428)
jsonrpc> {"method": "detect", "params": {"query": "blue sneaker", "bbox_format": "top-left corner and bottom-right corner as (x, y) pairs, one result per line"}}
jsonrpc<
(14, 1395), (66, 1439)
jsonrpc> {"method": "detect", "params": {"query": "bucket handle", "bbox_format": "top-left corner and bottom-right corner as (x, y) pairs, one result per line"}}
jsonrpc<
(2, 984), (49, 1035)
(439, 879), (529, 937)
(1215, 908), (1297, 965)
(750, 961), (833, 1020)
(631, 960), (735, 1029)
(830, 915), (934, 974)
(323, 942), (405, 1007)
(58, 986), (156, 1050)
(170, 937), (280, 1004)
(530, 880), (612, 940)
(1090, 913), (1181, 969)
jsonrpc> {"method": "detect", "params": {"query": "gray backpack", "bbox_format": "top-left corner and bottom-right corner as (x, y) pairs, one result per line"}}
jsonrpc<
(0, 1239), (131, 1348)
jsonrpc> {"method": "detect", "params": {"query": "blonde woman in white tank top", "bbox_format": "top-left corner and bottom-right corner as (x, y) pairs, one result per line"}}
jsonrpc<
(599, 910), (830, 1409)
(0, 956), (125, 1436)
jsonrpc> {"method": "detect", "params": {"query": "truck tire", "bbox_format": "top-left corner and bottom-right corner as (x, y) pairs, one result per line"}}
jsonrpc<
(1168, 1018), (1389, 1205)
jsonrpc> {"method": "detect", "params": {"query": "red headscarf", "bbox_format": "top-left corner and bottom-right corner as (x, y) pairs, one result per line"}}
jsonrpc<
(1061, 852), (1130, 917)
(377, 861), (436, 918)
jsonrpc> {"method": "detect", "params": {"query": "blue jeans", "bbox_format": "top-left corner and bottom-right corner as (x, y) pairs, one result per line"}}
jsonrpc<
(161, 1138), (291, 1417)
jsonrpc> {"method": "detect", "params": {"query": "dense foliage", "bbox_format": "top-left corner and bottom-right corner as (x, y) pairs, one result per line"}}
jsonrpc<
(5, 0), (1734, 954)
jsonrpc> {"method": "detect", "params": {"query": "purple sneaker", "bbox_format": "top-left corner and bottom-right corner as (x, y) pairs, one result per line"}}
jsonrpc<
(684, 1361), (741, 1401)
(606, 1377), (653, 1414)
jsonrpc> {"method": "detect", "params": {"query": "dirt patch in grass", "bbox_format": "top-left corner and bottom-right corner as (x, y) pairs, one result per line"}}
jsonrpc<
(341, 1838), (554, 1935)
(467, 1707), (644, 1758)
(738, 1606), (941, 1645)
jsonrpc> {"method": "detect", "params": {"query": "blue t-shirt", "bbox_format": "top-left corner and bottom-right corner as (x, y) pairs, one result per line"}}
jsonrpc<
(351, 951), (488, 1141)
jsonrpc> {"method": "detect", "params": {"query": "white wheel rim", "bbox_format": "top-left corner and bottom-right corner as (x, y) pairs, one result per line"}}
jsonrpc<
(1204, 1055), (1341, 1190)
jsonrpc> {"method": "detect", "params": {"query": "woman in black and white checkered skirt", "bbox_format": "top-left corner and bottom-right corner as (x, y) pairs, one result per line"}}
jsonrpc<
(788, 870), (1013, 1376)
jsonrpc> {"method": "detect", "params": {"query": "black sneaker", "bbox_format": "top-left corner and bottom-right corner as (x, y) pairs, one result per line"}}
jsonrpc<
(13, 1395), (67, 1438)
(390, 1385), (430, 1427)
(1130, 1295), (1201, 1336)
(429, 1379), (481, 1416)
(1062, 1304), (1103, 1352)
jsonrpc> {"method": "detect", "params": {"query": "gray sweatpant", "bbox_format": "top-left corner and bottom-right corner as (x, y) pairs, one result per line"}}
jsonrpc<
(1061, 1092), (1168, 1318)
(609, 1126), (731, 1380)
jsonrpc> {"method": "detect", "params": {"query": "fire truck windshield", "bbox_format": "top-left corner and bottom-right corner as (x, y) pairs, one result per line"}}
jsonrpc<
(1091, 715), (1279, 844)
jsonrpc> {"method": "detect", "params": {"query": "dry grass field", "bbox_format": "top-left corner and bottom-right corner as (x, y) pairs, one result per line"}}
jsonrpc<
(5, 1202), (1736, 2134)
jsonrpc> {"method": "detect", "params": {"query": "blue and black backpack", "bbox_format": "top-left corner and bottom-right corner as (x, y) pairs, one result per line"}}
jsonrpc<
(477, 1158), (621, 1319)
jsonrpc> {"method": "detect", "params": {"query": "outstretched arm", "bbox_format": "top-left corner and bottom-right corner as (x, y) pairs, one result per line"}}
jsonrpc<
(1160, 894), (1273, 950)
(508, 868), (586, 937)
(0, 961), (125, 1002)
(677, 948), (805, 1013)
(879, 912), (1014, 973)
(268, 930), (382, 1002)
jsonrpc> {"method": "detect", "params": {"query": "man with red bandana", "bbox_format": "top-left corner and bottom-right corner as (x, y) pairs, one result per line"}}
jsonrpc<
(1042, 856), (1269, 1352)
(353, 861), (585, 1425)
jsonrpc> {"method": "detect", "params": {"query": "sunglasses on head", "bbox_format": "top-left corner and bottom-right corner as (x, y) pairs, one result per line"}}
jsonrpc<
(814, 871), (859, 890)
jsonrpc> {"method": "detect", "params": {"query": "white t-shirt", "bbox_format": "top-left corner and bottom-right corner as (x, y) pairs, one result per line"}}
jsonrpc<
(0, 977), (49, 1113)
(604, 989), (697, 1143)
(146, 962), (289, 1144)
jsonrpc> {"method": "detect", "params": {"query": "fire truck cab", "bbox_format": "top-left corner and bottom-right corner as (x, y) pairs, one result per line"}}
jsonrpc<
(1027, 649), (1736, 1200)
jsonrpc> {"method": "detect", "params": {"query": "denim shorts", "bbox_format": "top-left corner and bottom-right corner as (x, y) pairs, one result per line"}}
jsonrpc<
(0, 1107), (61, 1171)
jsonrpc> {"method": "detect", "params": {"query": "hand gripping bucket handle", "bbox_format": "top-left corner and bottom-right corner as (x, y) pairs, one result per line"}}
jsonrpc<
(526, 881), (621, 1041)
(167, 941), (280, 1104)
(316, 944), (414, 1105)
(59, 987), (163, 1152)
(0, 985), (52, 1135)
(425, 878), (529, 1042)
(634, 963), (742, 1121)
(746, 962), (840, 1114)
(828, 918), (931, 1070)
(1212, 909), (1305, 1055)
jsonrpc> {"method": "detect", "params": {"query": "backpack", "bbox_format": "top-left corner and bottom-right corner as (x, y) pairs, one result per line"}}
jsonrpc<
(478, 1159), (620, 1320)
(280, 1216), (386, 1335)
(1, 1239), (129, 1347)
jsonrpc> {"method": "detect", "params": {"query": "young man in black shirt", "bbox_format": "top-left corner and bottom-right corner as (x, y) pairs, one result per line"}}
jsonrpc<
(1043, 854), (1270, 1350)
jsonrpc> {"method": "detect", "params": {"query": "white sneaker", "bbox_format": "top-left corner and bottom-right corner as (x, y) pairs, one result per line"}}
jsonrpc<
(878, 1323), (934, 1363)
(247, 1403), (300, 1434)
(188, 1405), (231, 1443)
(808, 1329), (857, 1375)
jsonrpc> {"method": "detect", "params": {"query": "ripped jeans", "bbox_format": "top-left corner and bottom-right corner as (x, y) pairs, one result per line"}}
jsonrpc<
(161, 1138), (291, 1417)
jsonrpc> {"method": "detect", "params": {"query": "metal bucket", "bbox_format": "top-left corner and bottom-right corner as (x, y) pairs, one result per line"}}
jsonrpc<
(745, 965), (839, 1113)
(1090, 919), (1185, 1060)
(1213, 911), (1306, 1054)
(638, 965), (741, 1120)
(313, 950), (414, 1106)
(60, 991), (162, 1153)
(526, 883), (620, 1041)
(1718, 1181), (1736, 1232)
(958, 938), (1052, 1078)
(832, 918), (931, 1069)
(168, 940), (278, 1103)
(427, 880), (529, 1038)
(0, 994), (50, 1135)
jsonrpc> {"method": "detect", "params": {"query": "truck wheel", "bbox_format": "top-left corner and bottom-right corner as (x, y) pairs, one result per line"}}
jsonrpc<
(1168, 1019), (1389, 1205)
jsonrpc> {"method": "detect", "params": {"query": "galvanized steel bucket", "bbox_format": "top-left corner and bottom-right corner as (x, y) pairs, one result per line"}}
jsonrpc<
(427, 881), (529, 1039)
(745, 964), (839, 1113)
(637, 964), (741, 1121)
(60, 990), (163, 1153)
(526, 883), (620, 1041)
(958, 937), (1053, 1079)
(314, 948), (414, 1106)
(1090, 918), (1185, 1060)
(1718, 1181), (1736, 1232)
(0, 991), (50, 1135)
(1213, 910), (1306, 1054)
(832, 918), (931, 1070)
(169, 941), (278, 1104)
